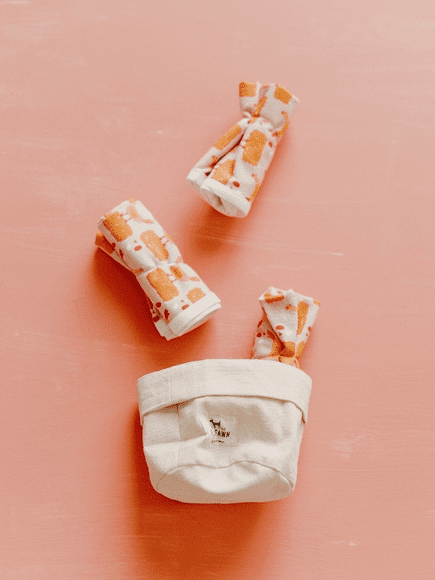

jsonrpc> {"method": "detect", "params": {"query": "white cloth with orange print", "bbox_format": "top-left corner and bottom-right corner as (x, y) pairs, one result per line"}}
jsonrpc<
(137, 286), (319, 504)
(187, 81), (299, 218)
(95, 199), (221, 340)
(252, 287), (320, 367)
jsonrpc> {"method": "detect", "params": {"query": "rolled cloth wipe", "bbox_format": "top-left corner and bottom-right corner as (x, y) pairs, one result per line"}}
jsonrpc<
(95, 199), (221, 339)
(252, 287), (320, 367)
(187, 82), (299, 217)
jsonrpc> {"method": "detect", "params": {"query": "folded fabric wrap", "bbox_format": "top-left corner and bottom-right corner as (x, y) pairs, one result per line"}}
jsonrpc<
(137, 287), (319, 504)
(252, 287), (320, 367)
(96, 199), (221, 340)
(187, 81), (299, 217)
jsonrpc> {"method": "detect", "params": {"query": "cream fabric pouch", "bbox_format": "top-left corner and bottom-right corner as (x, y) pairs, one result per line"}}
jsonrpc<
(137, 288), (319, 504)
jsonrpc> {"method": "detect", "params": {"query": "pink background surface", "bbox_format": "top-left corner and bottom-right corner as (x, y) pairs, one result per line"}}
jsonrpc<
(1, 1), (434, 578)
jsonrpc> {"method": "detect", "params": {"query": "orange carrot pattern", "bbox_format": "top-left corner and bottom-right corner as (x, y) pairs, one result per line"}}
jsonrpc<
(140, 230), (169, 261)
(214, 123), (243, 150)
(239, 82), (257, 97)
(96, 199), (221, 340)
(252, 287), (320, 368)
(187, 81), (299, 217)
(242, 130), (267, 166)
(147, 268), (179, 301)
(210, 158), (236, 185)
(102, 211), (133, 242)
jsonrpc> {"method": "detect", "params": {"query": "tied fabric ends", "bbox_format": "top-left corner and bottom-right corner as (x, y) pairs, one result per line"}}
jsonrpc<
(187, 81), (299, 218)
(95, 199), (221, 340)
(252, 287), (320, 368)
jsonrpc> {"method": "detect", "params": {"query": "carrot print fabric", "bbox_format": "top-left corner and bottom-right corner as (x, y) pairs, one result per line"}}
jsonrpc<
(187, 82), (299, 218)
(252, 287), (320, 367)
(95, 199), (221, 340)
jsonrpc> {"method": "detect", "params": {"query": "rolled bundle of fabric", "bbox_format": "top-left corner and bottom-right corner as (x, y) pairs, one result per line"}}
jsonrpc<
(136, 287), (319, 504)
(95, 198), (221, 340)
(187, 81), (299, 217)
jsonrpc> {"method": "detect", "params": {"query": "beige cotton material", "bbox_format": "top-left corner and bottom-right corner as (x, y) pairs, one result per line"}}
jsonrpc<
(138, 359), (311, 504)
(137, 287), (319, 504)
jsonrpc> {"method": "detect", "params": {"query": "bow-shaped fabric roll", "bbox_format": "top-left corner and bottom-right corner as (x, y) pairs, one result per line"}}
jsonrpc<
(252, 287), (320, 367)
(95, 199), (221, 340)
(187, 82), (299, 218)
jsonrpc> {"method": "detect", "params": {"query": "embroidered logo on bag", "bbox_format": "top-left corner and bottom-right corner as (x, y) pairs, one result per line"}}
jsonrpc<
(209, 418), (231, 444)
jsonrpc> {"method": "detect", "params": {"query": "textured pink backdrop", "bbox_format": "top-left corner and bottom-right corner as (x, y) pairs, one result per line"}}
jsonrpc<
(1, 0), (434, 578)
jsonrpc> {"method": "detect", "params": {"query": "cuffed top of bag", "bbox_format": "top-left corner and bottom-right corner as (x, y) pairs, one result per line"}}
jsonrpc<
(137, 358), (311, 424)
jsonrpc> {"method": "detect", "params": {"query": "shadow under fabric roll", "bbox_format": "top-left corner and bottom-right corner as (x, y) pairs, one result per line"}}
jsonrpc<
(95, 199), (221, 340)
(137, 287), (319, 503)
(187, 81), (299, 217)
